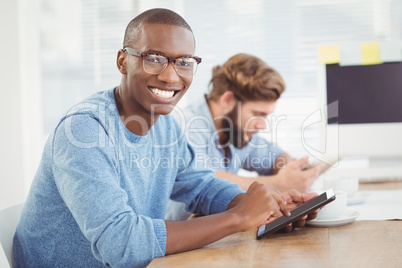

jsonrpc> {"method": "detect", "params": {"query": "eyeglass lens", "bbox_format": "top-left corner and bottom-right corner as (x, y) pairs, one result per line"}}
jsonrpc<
(143, 54), (198, 77)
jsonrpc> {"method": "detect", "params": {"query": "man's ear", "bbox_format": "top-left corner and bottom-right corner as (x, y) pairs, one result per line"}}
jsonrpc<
(220, 91), (237, 113)
(116, 49), (127, 74)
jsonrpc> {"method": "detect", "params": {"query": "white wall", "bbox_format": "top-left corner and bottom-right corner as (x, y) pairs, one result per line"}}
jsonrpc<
(0, 0), (43, 210)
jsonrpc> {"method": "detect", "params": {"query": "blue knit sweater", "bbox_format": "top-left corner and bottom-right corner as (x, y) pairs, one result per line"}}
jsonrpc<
(13, 88), (243, 267)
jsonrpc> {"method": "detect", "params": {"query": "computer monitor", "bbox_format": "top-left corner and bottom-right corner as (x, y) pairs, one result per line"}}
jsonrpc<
(317, 62), (402, 158)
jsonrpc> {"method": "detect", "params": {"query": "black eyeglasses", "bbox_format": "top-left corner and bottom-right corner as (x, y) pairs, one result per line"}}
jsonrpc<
(123, 47), (202, 77)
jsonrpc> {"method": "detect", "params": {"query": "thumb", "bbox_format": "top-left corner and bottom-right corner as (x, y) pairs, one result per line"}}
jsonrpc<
(297, 156), (309, 169)
(301, 191), (318, 203)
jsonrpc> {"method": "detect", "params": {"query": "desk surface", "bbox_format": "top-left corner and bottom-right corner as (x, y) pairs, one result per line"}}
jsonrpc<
(149, 181), (402, 267)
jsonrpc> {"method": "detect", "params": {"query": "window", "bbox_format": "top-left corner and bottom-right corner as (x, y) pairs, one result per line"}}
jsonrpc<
(40, 0), (402, 157)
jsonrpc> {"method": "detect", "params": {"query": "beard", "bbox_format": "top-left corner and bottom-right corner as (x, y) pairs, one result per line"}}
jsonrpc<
(220, 104), (250, 148)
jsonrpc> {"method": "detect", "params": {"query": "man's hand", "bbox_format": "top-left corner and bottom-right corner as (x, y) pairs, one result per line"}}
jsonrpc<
(216, 155), (325, 193)
(227, 182), (290, 231)
(228, 186), (318, 233)
(280, 190), (319, 232)
(165, 185), (318, 255)
(274, 156), (325, 193)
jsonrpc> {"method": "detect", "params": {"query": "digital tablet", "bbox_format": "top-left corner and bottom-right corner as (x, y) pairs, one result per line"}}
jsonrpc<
(256, 189), (336, 240)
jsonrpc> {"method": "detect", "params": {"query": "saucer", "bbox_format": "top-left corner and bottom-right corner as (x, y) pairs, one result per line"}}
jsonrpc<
(347, 192), (369, 205)
(307, 209), (360, 227)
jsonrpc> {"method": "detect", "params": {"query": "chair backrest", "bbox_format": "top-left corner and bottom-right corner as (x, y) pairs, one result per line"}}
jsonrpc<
(1, 242), (10, 268)
(0, 204), (24, 268)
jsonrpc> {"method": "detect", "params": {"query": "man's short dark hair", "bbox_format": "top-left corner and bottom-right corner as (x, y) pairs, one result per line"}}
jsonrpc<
(123, 8), (193, 48)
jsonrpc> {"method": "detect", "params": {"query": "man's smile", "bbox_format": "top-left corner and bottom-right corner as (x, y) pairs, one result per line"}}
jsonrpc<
(148, 86), (180, 99)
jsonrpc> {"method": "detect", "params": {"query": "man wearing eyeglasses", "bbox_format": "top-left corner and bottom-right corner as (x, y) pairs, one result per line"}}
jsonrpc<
(13, 8), (318, 268)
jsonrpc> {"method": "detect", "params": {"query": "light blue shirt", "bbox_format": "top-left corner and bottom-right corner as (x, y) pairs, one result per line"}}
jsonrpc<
(13, 88), (243, 268)
(173, 95), (284, 175)
(165, 96), (284, 221)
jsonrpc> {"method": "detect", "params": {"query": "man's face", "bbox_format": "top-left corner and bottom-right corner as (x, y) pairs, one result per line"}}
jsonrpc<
(123, 23), (195, 117)
(223, 100), (277, 148)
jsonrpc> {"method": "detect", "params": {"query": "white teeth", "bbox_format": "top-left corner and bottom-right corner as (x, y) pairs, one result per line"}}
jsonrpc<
(150, 87), (175, 99)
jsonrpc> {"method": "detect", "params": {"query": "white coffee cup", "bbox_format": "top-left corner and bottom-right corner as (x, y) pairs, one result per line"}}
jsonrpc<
(316, 191), (347, 220)
(324, 177), (359, 198)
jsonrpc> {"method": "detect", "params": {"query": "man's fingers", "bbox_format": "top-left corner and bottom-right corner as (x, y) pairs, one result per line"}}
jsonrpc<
(270, 191), (290, 217)
(298, 156), (309, 169)
(301, 192), (318, 203)
(294, 217), (307, 228)
(261, 210), (282, 226)
(306, 209), (319, 221)
(279, 200), (290, 217)
(283, 223), (292, 232)
(286, 190), (317, 204)
(301, 164), (322, 177)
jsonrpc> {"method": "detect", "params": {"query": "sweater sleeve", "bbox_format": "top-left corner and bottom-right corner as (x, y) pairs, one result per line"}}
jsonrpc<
(169, 137), (245, 216)
(52, 114), (165, 267)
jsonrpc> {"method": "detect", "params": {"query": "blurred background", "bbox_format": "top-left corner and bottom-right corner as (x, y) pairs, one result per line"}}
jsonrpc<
(1, 0), (401, 209)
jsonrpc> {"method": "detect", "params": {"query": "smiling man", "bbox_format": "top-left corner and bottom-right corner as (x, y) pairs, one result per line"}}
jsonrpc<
(13, 9), (318, 268)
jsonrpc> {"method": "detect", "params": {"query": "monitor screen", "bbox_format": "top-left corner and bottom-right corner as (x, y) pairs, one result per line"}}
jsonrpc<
(315, 61), (402, 158)
(326, 62), (402, 125)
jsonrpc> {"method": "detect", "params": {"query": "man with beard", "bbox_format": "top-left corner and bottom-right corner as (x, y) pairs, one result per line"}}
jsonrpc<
(166, 53), (323, 221)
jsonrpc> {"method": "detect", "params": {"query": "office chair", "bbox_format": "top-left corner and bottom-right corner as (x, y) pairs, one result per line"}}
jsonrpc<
(0, 203), (24, 268)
